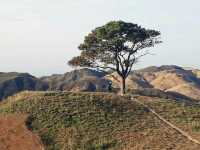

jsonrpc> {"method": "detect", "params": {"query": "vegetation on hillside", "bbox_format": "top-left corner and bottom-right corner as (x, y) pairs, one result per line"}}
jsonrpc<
(0, 92), (146, 150)
(138, 96), (200, 138)
(1, 92), (200, 150)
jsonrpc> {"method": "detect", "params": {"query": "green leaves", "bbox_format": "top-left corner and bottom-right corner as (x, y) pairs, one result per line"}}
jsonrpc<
(69, 20), (161, 68)
(68, 20), (161, 94)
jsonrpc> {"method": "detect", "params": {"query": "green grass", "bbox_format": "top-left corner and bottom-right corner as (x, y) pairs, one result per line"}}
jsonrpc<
(0, 92), (150, 150)
(1, 92), (200, 150)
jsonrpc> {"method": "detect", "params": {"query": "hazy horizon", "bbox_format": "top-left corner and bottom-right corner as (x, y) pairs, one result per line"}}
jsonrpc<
(0, 0), (200, 77)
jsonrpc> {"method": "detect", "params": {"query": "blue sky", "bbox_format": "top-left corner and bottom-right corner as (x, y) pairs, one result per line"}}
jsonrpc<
(0, 0), (200, 76)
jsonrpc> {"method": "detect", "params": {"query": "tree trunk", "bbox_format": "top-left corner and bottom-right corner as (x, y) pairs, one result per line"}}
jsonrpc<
(120, 77), (126, 95)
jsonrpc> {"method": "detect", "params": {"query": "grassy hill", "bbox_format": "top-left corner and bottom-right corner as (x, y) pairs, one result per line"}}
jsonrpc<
(0, 92), (200, 150)
(137, 96), (200, 140)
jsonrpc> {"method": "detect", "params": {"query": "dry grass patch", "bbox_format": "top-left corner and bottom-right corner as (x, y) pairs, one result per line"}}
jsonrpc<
(0, 114), (44, 150)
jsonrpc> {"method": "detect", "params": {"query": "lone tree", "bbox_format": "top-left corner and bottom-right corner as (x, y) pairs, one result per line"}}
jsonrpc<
(68, 21), (161, 95)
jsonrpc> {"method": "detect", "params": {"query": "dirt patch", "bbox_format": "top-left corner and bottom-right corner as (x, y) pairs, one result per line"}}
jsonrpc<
(0, 114), (44, 150)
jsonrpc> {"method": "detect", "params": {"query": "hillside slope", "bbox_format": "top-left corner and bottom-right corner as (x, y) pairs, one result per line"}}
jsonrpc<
(41, 68), (110, 92)
(1, 91), (200, 150)
(138, 66), (200, 100)
(1, 65), (200, 102)
(0, 114), (44, 150)
(137, 96), (200, 145)
(107, 65), (200, 100)
(0, 72), (48, 101)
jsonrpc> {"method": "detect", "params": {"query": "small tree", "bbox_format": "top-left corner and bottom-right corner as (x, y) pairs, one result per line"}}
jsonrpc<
(68, 21), (161, 95)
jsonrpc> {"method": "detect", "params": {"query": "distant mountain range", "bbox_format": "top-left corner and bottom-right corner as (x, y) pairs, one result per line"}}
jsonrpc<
(0, 69), (110, 100)
(0, 72), (48, 100)
(40, 68), (109, 92)
(1, 65), (200, 101)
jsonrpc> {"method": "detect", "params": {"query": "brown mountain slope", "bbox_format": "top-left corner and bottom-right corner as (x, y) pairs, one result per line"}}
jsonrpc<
(139, 66), (200, 100)
(149, 71), (192, 90)
(186, 68), (200, 79)
(107, 65), (200, 100)
(194, 70), (200, 79)
(166, 83), (200, 100)
(105, 72), (152, 90)
(0, 114), (44, 150)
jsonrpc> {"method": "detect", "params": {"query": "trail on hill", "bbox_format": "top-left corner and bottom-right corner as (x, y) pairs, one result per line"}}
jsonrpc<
(132, 97), (200, 146)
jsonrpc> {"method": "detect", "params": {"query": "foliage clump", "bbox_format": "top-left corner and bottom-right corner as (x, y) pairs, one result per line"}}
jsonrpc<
(69, 21), (161, 94)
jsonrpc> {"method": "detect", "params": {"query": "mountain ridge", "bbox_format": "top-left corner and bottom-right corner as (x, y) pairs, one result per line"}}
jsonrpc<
(1, 65), (200, 101)
(0, 72), (48, 100)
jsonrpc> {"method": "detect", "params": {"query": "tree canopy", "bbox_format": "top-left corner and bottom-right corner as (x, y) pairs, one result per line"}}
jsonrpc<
(68, 21), (161, 94)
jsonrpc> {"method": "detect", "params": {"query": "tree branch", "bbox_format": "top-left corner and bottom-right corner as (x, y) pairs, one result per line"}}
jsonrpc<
(114, 52), (123, 77)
